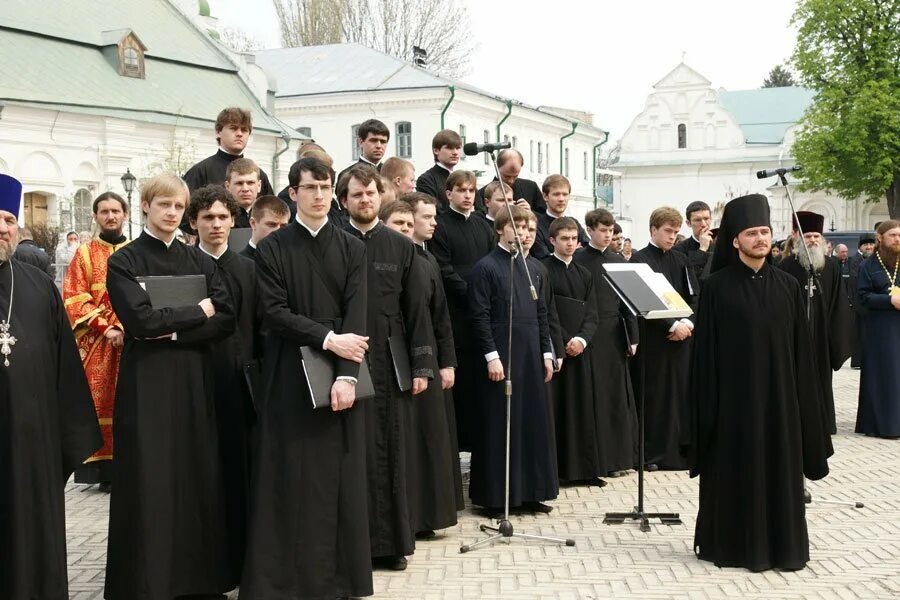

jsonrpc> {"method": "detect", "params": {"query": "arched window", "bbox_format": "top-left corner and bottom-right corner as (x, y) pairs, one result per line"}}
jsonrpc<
(677, 123), (687, 149)
(73, 188), (93, 232)
(529, 140), (534, 171)
(396, 121), (412, 158)
(351, 124), (361, 160)
(459, 124), (467, 160)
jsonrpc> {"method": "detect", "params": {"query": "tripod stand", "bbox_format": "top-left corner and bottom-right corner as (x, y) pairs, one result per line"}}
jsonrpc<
(460, 151), (575, 553)
(775, 171), (865, 511)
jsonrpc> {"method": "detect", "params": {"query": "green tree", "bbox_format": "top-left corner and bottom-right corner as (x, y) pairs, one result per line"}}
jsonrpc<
(790, 0), (900, 218)
(762, 64), (797, 88)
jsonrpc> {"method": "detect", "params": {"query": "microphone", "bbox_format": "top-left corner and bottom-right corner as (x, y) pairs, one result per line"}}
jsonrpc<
(463, 141), (512, 156)
(756, 165), (802, 179)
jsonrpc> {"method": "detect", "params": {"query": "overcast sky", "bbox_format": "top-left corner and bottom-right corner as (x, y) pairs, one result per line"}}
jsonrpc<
(211, 0), (800, 140)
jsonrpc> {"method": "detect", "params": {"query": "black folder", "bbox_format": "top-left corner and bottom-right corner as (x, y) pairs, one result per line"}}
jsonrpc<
(388, 334), (413, 392)
(136, 275), (206, 308)
(555, 295), (587, 338)
(300, 346), (376, 409)
(604, 271), (668, 314)
(228, 228), (252, 251)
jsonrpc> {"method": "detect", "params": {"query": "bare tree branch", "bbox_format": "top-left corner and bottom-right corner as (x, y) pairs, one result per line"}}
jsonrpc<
(273, 0), (345, 47)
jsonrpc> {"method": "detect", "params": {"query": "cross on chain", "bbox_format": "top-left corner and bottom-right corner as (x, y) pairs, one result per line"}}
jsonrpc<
(0, 320), (16, 367)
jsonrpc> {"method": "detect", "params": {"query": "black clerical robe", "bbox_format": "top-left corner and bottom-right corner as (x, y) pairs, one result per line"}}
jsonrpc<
(430, 208), (495, 450)
(405, 246), (463, 531)
(241, 219), (372, 599)
(183, 149), (275, 195)
(12, 239), (54, 278)
(343, 221), (433, 559)
(531, 211), (589, 260)
(673, 236), (713, 288)
(475, 177), (547, 214)
(0, 260), (101, 600)
(573, 245), (640, 474)
(239, 242), (256, 261)
(204, 247), (258, 581)
(855, 254), (900, 437)
(467, 247), (558, 508)
(235, 206), (252, 229)
(337, 158), (381, 187)
(105, 233), (236, 600)
(630, 244), (698, 470)
(778, 256), (852, 433)
(541, 254), (606, 480)
(847, 253), (866, 367)
(689, 261), (831, 571)
(416, 163), (452, 211)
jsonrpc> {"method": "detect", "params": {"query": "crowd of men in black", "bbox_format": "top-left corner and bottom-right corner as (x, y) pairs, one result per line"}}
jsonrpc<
(4, 106), (900, 600)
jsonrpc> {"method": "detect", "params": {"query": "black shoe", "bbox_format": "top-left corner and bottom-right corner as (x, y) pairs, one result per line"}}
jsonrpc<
(521, 501), (553, 514)
(373, 555), (407, 571)
(98, 482), (112, 494)
(477, 506), (504, 519)
(585, 477), (608, 488)
(416, 530), (436, 540)
(644, 463), (659, 472)
(608, 470), (629, 478)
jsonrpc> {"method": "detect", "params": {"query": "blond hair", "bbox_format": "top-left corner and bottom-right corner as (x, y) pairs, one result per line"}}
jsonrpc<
(649, 206), (683, 231)
(140, 173), (189, 213)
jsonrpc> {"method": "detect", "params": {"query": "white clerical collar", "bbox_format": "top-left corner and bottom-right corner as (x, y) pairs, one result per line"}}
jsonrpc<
(547, 208), (566, 219)
(199, 243), (227, 259)
(498, 242), (514, 254)
(144, 226), (177, 248)
(296, 214), (328, 238)
(219, 146), (242, 157)
(449, 204), (473, 220)
(436, 162), (454, 173)
(486, 214), (496, 222)
(359, 156), (380, 168)
(414, 239), (427, 249)
(589, 242), (608, 252)
(692, 234), (701, 244)
(553, 252), (573, 266)
(349, 217), (380, 235)
(649, 240), (666, 252)
(248, 239), (257, 249)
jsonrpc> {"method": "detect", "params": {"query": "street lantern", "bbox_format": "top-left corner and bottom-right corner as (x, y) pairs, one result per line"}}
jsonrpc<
(120, 168), (136, 239)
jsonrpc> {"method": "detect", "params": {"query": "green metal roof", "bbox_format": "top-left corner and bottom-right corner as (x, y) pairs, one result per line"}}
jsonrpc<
(718, 87), (815, 145)
(1, 0), (294, 136)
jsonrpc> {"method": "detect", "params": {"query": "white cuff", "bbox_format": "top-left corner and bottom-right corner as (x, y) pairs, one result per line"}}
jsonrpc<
(630, 344), (638, 356)
(543, 352), (554, 360)
(171, 332), (177, 341)
(336, 376), (358, 384)
(323, 330), (334, 350)
(668, 321), (680, 333)
(680, 318), (694, 330)
(485, 351), (500, 362)
(572, 336), (587, 350)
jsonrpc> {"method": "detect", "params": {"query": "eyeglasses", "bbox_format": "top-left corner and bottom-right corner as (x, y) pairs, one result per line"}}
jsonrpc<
(293, 183), (334, 194)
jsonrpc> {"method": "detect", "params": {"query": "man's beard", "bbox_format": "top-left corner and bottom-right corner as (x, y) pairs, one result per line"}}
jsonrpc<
(797, 243), (826, 272)
(880, 245), (900, 267)
(0, 244), (10, 262)
(349, 206), (376, 225)
(99, 225), (124, 238)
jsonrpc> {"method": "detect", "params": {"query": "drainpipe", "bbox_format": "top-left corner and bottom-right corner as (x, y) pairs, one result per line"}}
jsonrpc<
(440, 85), (455, 130)
(592, 130), (610, 209)
(272, 129), (292, 189)
(496, 100), (512, 141)
(559, 121), (577, 174)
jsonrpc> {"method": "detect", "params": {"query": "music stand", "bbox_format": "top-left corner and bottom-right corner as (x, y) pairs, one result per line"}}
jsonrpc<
(600, 263), (691, 532)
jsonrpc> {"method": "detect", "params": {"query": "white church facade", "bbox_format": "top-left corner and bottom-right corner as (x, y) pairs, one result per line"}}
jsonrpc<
(611, 63), (888, 246)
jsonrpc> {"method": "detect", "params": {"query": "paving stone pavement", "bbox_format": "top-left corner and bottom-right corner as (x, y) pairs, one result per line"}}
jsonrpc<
(64, 366), (900, 599)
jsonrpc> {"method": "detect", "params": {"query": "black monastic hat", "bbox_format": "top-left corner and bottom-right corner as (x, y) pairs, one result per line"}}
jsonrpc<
(858, 233), (876, 248)
(792, 211), (825, 235)
(709, 194), (771, 273)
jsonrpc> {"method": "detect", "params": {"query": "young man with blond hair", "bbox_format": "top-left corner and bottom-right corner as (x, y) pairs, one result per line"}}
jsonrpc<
(382, 156), (417, 195)
(532, 174), (588, 259)
(224, 157), (262, 228)
(629, 206), (698, 471)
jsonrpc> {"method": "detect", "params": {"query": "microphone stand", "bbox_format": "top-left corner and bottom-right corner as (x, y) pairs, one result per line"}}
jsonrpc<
(776, 172), (864, 511)
(460, 151), (575, 552)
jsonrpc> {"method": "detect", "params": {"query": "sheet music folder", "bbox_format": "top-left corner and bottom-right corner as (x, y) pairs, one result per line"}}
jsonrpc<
(602, 263), (692, 320)
(388, 334), (413, 392)
(300, 346), (376, 409)
(136, 275), (206, 308)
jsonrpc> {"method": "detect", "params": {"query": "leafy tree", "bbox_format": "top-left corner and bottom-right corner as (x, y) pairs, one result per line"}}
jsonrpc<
(762, 64), (797, 88)
(791, 0), (900, 218)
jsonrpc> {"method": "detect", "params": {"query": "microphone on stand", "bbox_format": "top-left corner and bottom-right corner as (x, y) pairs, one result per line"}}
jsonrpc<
(463, 141), (512, 156)
(756, 165), (802, 179)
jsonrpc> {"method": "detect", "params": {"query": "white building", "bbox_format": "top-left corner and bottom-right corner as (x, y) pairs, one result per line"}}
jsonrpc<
(0, 0), (298, 236)
(254, 44), (608, 220)
(612, 62), (888, 246)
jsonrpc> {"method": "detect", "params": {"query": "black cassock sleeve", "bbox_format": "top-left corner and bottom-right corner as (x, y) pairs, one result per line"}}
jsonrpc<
(424, 256), (456, 369)
(536, 271), (553, 356)
(578, 272), (600, 345)
(542, 273), (564, 359)
(416, 171), (439, 204)
(791, 283), (832, 479)
(401, 248), (435, 379)
(174, 258), (236, 346)
(52, 286), (103, 481)
(431, 224), (468, 298)
(467, 260), (497, 359)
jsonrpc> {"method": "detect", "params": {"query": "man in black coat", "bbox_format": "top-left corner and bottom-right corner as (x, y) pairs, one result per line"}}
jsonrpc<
(673, 200), (714, 286)
(336, 118), (389, 185)
(416, 129), (462, 211)
(474, 149), (546, 214)
(12, 226), (54, 278)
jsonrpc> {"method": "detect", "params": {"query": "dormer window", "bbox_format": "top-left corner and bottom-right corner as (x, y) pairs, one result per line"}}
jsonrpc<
(123, 47), (141, 76)
(116, 32), (146, 79)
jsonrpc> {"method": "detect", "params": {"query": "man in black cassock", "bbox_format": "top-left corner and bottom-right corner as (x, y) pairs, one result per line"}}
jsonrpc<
(531, 175), (589, 260)
(241, 158), (373, 599)
(474, 149), (546, 214)
(336, 118), (389, 184)
(182, 107), (275, 198)
(777, 211), (852, 434)
(415, 129), (462, 211)
(188, 184), (259, 583)
(240, 194), (291, 262)
(689, 193), (831, 572)
(673, 200), (714, 286)
(848, 234), (875, 368)
(105, 174), (236, 600)
(467, 205), (559, 514)
(0, 175), (102, 600)
(541, 216), (606, 486)
(384, 194), (463, 536)
(431, 170), (496, 451)
(339, 165), (433, 570)
(630, 207), (698, 470)
(573, 208), (640, 479)
(223, 158), (262, 228)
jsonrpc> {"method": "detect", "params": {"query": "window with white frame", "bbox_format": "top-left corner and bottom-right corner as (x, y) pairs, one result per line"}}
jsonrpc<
(512, 136), (518, 149)
(483, 129), (490, 165)
(537, 142), (543, 173)
(396, 122), (412, 158)
(351, 124), (361, 160)
(459, 124), (467, 160)
(583, 151), (588, 180)
(564, 148), (570, 178)
(529, 140), (534, 171)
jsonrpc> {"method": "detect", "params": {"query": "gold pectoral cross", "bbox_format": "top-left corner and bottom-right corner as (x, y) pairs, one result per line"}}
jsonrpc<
(0, 320), (16, 367)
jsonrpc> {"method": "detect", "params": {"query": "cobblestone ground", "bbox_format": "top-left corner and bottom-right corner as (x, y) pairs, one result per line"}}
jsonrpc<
(65, 365), (900, 599)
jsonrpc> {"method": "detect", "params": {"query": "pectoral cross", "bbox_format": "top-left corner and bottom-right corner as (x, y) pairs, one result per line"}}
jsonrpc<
(0, 320), (16, 367)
